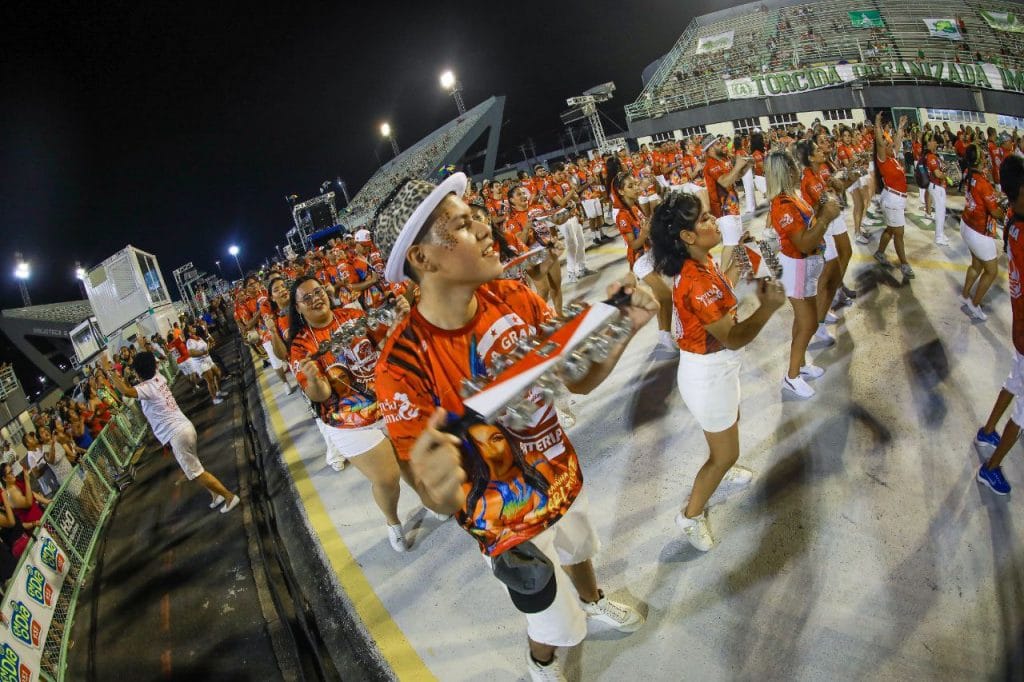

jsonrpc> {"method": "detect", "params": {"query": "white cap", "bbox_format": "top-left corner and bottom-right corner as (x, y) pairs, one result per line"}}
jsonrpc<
(354, 228), (372, 243)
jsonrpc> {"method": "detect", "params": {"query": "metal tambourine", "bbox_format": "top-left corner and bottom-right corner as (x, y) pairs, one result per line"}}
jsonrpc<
(456, 291), (634, 430)
(942, 160), (963, 187)
(314, 304), (398, 358)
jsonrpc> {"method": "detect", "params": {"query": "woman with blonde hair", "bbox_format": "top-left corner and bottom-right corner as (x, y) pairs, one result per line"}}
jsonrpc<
(765, 150), (841, 399)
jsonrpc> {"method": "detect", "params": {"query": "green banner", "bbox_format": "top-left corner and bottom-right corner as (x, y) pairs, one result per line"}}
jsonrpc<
(724, 60), (1024, 99)
(981, 9), (1024, 33)
(849, 10), (884, 28)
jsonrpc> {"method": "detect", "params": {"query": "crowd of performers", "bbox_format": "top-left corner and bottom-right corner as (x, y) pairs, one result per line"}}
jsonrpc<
(200, 114), (1024, 681)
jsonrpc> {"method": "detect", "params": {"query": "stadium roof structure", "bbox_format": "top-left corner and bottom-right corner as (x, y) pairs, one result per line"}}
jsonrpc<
(626, 0), (1024, 137)
(0, 300), (94, 391)
(342, 96), (505, 230)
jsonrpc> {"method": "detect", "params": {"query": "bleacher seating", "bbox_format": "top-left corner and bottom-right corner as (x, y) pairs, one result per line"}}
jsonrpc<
(627, 0), (1024, 122)
(342, 98), (496, 230)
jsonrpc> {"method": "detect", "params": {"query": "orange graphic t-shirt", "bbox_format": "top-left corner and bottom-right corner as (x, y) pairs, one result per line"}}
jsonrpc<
(770, 193), (820, 259)
(672, 254), (737, 355)
(376, 279), (582, 557)
(289, 307), (384, 429)
(704, 156), (739, 218)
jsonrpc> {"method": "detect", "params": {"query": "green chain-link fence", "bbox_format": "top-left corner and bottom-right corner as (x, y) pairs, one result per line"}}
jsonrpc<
(0, 357), (178, 681)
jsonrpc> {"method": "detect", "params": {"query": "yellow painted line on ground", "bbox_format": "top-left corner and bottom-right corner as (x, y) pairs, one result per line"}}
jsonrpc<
(255, 369), (436, 682)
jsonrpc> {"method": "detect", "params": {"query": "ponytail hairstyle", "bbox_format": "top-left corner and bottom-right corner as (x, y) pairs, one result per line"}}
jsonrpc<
(286, 275), (322, 350)
(604, 155), (624, 204)
(650, 191), (703, 277)
(794, 140), (815, 169)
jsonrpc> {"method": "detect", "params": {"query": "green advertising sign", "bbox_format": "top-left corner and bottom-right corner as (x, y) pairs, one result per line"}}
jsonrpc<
(724, 60), (1024, 99)
(849, 10), (884, 28)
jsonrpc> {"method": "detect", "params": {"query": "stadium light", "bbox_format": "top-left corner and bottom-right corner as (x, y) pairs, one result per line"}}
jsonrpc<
(74, 261), (87, 298)
(439, 70), (466, 115)
(12, 252), (30, 306)
(380, 123), (400, 157)
(215, 259), (222, 275)
(228, 245), (243, 277)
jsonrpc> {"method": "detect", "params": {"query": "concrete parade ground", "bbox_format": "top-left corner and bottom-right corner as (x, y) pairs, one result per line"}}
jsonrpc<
(255, 192), (1024, 681)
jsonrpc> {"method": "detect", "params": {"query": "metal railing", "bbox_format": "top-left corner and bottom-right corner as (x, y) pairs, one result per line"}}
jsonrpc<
(0, 358), (176, 681)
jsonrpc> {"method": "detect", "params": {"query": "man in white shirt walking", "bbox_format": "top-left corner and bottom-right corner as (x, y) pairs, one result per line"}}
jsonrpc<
(101, 352), (239, 513)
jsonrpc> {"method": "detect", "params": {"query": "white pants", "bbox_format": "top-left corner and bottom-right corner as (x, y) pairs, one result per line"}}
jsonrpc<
(558, 217), (587, 275)
(742, 168), (756, 214)
(928, 184), (947, 241)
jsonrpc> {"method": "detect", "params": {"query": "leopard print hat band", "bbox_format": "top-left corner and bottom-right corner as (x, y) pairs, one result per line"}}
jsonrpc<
(375, 172), (468, 282)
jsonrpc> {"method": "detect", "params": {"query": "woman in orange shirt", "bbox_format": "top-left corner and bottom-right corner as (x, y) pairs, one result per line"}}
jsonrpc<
(610, 171), (675, 353)
(872, 113), (914, 278)
(287, 276), (411, 552)
(959, 143), (1007, 320)
(650, 192), (786, 551)
(766, 150), (841, 399)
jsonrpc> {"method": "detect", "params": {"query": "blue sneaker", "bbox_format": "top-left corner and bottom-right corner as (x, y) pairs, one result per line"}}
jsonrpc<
(975, 428), (1001, 450)
(977, 466), (1012, 495)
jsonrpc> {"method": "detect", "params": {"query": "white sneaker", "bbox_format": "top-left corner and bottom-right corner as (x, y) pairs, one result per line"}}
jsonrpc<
(525, 651), (567, 682)
(212, 397), (224, 405)
(935, 235), (951, 246)
(675, 510), (714, 551)
(966, 301), (988, 321)
(209, 494), (225, 509)
(813, 326), (836, 346)
(823, 311), (840, 324)
(799, 364), (825, 379)
(720, 465), (754, 492)
(959, 294), (971, 307)
(216, 390), (228, 398)
(387, 524), (408, 553)
(220, 495), (240, 513)
(329, 457), (349, 472)
(782, 374), (815, 399)
(427, 509), (452, 522)
(580, 591), (645, 632)
(564, 272), (578, 285)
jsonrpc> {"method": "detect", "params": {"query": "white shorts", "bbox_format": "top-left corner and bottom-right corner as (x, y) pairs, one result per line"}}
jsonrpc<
(633, 251), (655, 280)
(779, 253), (824, 299)
(168, 423), (205, 480)
(319, 420), (388, 459)
(191, 355), (215, 375)
(676, 349), (742, 433)
(489, 489), (600, 647)
(827, 211), (850, 237)
(823, 232), (838, 262)
(716, 214), (744, 246)
(262, 340), (286, 370)
(960, 220), (997, 261)
(1002, 350), (1024, 425)
(882, 190), (906, 228)
(581, 198), (603, 220)
(179, 358), (198, 376)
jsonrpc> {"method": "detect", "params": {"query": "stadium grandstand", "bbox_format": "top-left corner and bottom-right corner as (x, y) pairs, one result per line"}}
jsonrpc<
(627, 0), (1024, 141)
(340, 96), (505, 230)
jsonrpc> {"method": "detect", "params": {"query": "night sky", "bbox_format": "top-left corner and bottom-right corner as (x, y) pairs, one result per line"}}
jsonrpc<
(0, 1), (722, 374)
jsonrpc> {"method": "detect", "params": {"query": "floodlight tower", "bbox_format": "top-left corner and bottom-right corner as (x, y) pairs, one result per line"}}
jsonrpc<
(440, 70), (466, 115)
(380, 123), (400, 156)
(564, 82), (616, 154)
(13, 253), (30, 306)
